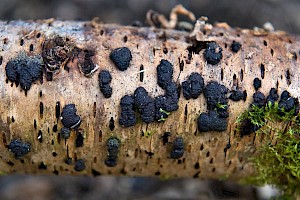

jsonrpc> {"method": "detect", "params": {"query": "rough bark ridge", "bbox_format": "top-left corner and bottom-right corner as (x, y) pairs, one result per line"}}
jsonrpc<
(0, 20), (299, 181)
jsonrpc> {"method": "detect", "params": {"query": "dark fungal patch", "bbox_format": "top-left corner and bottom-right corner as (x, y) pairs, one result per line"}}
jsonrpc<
(8, 139), (30, 158)
(230, 41), (241, 53)
(266, 88), (279, 105)
(278, 90), (297, 112)
(161, 132), (171, 145)
(98, 70), (112, 98)
(5, 54), (43, 91)
(253, 78), (261, 91)
(229, 90), (246, 101)
(60, 104), (81, 129)
(182, 72), (204, 100)
(60, 127), (71, 139)
(109, 47), (132, 71)
(133, 87), (155, 123)
(74, 159), (86, 171)
(157, 59), (174, 89)
(76, 49), (98, 77)
(119, 95), (137, 127)
(170, 137), (184, 159)
(240, 118), (261, 137)
(204, 81), (229, 118)
(252, 91), (266, 108)
(105, 137), (120, 167)
(204, 42), (223, 65)
(197, 110), (227, 132)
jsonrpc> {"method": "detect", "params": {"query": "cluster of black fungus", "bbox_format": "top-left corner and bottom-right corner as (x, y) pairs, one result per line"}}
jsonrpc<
(157, 59), (174, 89)
(204, 42), (223, 65)
(8, 139), (31, 158)
(61, 104), (81, 129)
(198, 111), (227, 132)
(170, 137), (184, 159)
(204, 81), (229, 118)
(229, 90), (246, 101)
(98, 70), (112, 98)
(110, 47), (132, 71)
(240, 118), (261, 138)
(5, 55), (42, 91)
(278, 91), (297, 112)
(230, 41), (242, 53)
(182, 72), (204, 100)
(77, 49), (98, 77)
(134, 87), (155, 123)
(266, 88), (279, 105)
(74, 159), (86, 171)
(252, 91), (266, 108)
(253, 78), (262, 91)
(105, 137), (120, 167)
(119, 95), (136, 127)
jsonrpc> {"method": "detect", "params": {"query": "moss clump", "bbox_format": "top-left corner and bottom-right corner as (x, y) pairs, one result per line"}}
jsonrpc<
(237, 101), (300, 198)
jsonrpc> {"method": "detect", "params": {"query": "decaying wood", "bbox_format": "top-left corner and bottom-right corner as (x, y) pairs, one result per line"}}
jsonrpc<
(0, 19), (299, 181)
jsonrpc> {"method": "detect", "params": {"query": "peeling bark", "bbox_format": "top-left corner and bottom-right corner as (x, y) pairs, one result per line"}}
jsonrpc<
(0, 20), (299, 182)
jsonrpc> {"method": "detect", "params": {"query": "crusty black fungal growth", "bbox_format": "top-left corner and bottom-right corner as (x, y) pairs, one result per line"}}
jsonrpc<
(105, 137), (120, 167)
(98, 70), (112, 98)
(182, 72), (204, 100)
(240, 119), (261, 137)
(60, 127), (71, 139)
(60, 104), (81, 128)
(119, 95), (136, 127)
(170, 137), (184, 159)
(230, 41), (241, 53)
(8, 139), (31, 158)
(5, 54), (42, 91)
(157, 59), (174, 89)
(133, 87), (155, 123)
(252, 91), (266, 108)
(253, 78), (262, 91)
(204, 42), (223, 65)
(110, 47), (132, 71)
(266, 88), (279, 105)
(204, 81), (229, 118)
(229, 90), (246, 101)
(77, 49), (98, 77)
(74, 159), (86, 171)
(278, 90), (296, 112)
(197, 111), (227, 132)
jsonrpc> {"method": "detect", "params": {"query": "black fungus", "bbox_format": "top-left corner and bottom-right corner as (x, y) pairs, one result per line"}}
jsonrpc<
(253, 78), (261, 91)
(204, 42), (223, 65)
(5, 55), (42, 91)
(60, 127), (71, 139)
(119, 95), (137, 127)
(229, 90), (245, 101)
(77, 49), (97, 76)
(266, 88), (279, 105)
(170, 137), (184, 159)
(252, 91), (266, 108)
(74, 159), (86, 171)
(157, 59), (174, 89)
(204, 81), (229, 118)
(110, 47), (132, 71)
(105, 137), (120, 167)
(61, 104), (81, 128)
(278, 90), (295, 112)
(182, 72), (204, 100)
(8, 139), (30, 158)
(230, 41), (241, 53)
(240, 119), (261, 137)
(134, 87), (155, 123)
(197, 110), (227, 132)
(98, 70), (113, 98)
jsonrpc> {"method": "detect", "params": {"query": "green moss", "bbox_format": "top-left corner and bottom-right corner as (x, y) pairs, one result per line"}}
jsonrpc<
(236, 101), (300, 198)
(158, 108), (170, 122)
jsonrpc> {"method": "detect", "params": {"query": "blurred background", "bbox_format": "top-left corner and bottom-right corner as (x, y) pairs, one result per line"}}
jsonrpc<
(0, 0), (298, 199)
